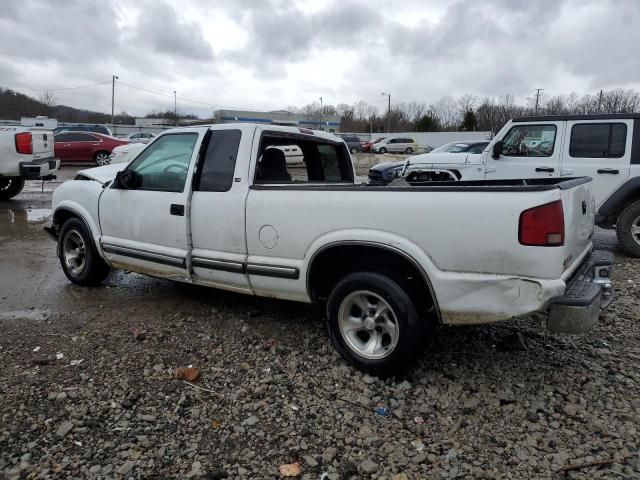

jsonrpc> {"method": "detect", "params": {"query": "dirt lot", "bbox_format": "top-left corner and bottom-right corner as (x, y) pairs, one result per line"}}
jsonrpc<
(0, 166), (639, 479)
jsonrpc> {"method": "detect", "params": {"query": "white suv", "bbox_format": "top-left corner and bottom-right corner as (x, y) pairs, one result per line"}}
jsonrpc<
(371, 137), (416, 154)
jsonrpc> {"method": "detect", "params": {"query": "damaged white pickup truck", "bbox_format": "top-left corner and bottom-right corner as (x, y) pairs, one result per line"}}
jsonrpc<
(49, 124), (614, 374)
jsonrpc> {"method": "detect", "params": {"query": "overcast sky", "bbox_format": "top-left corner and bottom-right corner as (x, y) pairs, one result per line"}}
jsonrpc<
(0, 0), (638, 117)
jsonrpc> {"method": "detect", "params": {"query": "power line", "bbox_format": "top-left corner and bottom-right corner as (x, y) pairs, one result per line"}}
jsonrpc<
(8, 81), (111, 93)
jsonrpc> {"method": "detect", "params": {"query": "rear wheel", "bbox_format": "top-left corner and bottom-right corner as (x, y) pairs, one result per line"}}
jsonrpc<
(405, 147), (413, 154)
(326, 271), (423, 376)
(58, 217), (110, 285)
(616, 200), (640, 257)
(94, 151), (111, 166)
(378, 147), (387, 154)
(0, 178), (25, 200)
(350, 146), (358, 154)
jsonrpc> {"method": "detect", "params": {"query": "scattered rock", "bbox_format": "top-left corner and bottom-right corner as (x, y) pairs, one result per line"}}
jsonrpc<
(359, 459), (378, 474)
(55, 421), (74, 437)
(175, 367), (200, 382)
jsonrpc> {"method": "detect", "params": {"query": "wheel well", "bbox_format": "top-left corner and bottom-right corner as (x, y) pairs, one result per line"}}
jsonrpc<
(93, 150), (110, 158)
(51, 208), (80, 236)
(307, 244), (439, 320)
(603, 190), (640, 226)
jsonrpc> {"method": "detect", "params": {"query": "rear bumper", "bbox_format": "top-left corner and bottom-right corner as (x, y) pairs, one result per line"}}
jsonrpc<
(547, 250), (614, 334)
(19, 157), (60, 179)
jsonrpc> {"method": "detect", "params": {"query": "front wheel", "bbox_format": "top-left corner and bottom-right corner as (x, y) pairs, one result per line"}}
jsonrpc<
(94, 151), (111, 166)
(405, 147), (413, 154)
(378, 147), (387, 154)
(326, 272), (423, 376)
(58, 217), (111, 285)
(616, 200), (640, 257)
(0, 178), (25, 200)
(350, 146), (358, 154)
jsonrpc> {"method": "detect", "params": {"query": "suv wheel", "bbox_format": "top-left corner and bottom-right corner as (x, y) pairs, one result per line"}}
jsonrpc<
(326, 271), (423, 375)
(58, 217), (111, 285)
(405, 147), (413, 154)
(378, 147), (387, 154)
(0, 178), (25, 200)
(616, 200), (640, 257)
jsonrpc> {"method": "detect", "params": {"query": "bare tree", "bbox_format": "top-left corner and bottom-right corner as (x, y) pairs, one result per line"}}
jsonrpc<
(39, 90), (57, 108)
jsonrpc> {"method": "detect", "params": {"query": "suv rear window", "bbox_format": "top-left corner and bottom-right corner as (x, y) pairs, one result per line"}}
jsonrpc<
(569, 123), (627, 158)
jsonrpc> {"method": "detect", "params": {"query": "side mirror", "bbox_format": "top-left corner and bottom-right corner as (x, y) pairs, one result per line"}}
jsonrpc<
(492, 141), (504, 159)
(113, 170), (141, 190)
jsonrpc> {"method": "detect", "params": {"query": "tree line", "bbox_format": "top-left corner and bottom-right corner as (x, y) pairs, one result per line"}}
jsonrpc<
(293, 88), (640, 133)
(1, 86), (639, 133)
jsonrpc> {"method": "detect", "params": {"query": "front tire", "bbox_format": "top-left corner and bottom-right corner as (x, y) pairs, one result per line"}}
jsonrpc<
(350, 146), (358, 154)
(94, 151), (111, 166)
(405, 147), (413, 154)
(0, 178), (25, 200)
(616, 200), (640, 257)
(58, 217), (110, 285)
(326, 272), (423, 376)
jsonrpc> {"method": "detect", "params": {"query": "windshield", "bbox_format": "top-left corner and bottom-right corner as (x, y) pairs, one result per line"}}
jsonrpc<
(430, 142), (471, 153)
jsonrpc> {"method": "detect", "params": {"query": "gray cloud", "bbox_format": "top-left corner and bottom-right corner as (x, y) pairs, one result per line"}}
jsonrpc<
(0, 0), (638, 116)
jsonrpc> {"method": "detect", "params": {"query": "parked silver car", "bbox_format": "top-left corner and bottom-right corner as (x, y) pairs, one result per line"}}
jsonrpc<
(371, 137), (416, 154)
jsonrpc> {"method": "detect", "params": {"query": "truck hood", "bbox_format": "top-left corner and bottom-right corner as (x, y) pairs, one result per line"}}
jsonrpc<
(77, 163), (124, 183)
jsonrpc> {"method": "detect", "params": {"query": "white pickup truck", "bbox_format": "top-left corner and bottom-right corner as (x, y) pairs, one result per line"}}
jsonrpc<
(397, 113), (640, 256)
(0, 126), (59, 200)
(49, 124), (613, 374)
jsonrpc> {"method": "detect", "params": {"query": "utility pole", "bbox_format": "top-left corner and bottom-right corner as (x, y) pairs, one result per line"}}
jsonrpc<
(533, 88), (543, 115)
(319, 97), (323, 111)
(111, 74), (118, 126)
(381, 92), (391, 132)
(598, 89), (603, 113)
(173, 91), (177, 126)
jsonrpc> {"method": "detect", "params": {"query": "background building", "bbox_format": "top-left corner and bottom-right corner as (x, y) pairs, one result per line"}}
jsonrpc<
(214, 109), (340, 133)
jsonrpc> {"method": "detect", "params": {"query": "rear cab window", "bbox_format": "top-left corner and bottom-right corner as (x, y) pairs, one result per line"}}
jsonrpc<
(254, 131), (353, 184)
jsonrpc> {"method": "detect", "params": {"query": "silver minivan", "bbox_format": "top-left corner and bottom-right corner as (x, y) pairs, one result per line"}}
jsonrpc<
(371, 137), (416, 154)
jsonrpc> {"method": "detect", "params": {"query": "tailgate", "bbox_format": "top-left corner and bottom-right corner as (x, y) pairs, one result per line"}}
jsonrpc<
(30, 129), (54, 160)
(560, 179), (596, 278)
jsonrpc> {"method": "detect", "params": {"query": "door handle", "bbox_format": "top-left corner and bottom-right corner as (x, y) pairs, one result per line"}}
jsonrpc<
(597, 169), (619, 174)
(535, 167), (555, 172)
(170, 204), (184, 216)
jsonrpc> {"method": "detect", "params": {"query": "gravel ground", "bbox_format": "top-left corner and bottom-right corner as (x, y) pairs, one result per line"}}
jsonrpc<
(0, 166), (639, 479)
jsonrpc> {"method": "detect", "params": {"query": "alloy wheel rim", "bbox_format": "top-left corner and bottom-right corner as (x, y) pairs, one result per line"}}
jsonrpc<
(96, 153), (110, 165)
(338, 290), (399, 359)
(632, 216), (640, 246)
(63, 229), (87, 276)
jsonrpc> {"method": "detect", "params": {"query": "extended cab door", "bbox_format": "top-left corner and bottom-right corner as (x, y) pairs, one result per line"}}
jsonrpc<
(98, 130), (205, 280)
(189, 125), (253, 292)
(559, 120), (632, 210)
(485, 122), (564, 179)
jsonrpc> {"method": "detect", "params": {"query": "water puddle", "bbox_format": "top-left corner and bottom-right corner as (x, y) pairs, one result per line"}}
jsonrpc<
(0, 309), (49, 322)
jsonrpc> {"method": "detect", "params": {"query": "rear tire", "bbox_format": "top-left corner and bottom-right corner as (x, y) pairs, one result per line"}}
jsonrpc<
(616, 200), (640, 257)
(326, 271), (423, 376)
(0, 178), (25, 200)
(94, 151), (111, 166)
(405, 147), (413, 154)
(58, 217), (110, 285)
(378, 147), (387, 154)
(350, 146), (358, 154)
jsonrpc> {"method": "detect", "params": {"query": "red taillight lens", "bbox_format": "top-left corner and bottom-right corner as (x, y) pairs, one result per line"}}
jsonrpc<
(519, 200), (564, 246)
(15, 132), (33, 154)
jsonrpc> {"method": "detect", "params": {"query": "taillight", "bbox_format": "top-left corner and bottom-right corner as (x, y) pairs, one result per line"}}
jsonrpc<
(519, 200), (564, 246)
(15, 132), (33, 154)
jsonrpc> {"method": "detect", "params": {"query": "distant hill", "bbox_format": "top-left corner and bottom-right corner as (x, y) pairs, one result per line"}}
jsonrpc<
(0, 87), (133, 124)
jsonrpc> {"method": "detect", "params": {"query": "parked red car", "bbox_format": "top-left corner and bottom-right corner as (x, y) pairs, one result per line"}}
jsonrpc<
(361, 137), (385, 153)
(54, 132), (128, 165)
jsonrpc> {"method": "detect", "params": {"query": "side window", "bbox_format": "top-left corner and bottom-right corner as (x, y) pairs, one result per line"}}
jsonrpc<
(55, 133), (72, 142)
(502, 125), (556, 157)
(255, 136), (352, 184)
(196, 129), (241, 192)
(468, 145), (485, 154)
(569, 123), (627, 158)
(127, 133), (198, 192)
